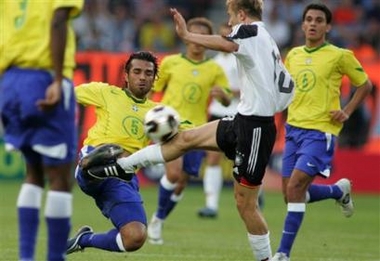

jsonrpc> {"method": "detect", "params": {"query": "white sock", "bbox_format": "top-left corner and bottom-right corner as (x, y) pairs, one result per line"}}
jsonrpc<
(117, 144), (164, 171)
(116, 233), (126, 252)
(17, 183), (43, 208)
(247, 232), (272, 261)
(160, 174), (177, 190)
(203, 165), (223, 210)
(44, 191), (72, 218)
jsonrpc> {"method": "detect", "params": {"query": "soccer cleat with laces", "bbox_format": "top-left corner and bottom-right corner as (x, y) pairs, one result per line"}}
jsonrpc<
(335, 178), (354, 218)
(147, 214), (164, 245)
(66, 226), (93, 254)
(272, 252), (290, 261)
(85, 162), (134, 182)
(197, 207), (218, 218)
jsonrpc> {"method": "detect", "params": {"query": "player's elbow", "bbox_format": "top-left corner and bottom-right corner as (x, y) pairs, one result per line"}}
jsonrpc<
(364, 79), (373, 94)
(221, 41), (239, 53)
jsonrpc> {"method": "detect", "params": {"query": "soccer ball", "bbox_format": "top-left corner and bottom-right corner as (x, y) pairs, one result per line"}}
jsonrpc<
(144, 105), (180, 143)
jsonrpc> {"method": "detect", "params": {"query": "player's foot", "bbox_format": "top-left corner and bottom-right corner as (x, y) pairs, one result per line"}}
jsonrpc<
(197, 207), (218, 218)
(272, 252), (290, 261)
(335, 178), (354, 217)
(66, 226), (93, 254)
(148, 214), (164, 245)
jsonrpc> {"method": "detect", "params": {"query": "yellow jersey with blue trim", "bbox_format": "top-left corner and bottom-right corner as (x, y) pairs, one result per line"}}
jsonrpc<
(154, 54), (231, 127)
(0, 0), (83, 78)
(285, 43), (368, 136)
(75, 82), (158, 153)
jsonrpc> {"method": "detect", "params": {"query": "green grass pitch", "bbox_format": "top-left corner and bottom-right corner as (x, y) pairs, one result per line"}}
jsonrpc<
(0, 180), (379, 261)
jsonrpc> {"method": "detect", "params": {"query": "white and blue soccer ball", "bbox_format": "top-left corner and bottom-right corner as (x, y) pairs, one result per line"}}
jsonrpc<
(144, 105), (180, 143)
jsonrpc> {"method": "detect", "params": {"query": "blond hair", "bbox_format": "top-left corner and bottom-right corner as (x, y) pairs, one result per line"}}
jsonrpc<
(226, 0), (264, 20)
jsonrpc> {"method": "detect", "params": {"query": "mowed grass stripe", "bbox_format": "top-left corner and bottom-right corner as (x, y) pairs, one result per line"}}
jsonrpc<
(0, 180), (379, 261)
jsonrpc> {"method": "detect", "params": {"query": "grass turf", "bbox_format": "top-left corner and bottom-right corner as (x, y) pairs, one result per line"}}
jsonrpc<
(0, 180), (379, 261)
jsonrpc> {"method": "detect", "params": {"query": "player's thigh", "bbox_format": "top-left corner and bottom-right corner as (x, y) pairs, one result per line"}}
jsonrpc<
(110, 201), (147, 229)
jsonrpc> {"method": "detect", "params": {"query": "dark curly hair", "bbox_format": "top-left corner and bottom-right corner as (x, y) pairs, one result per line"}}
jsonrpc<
(124, 51), (159, 78)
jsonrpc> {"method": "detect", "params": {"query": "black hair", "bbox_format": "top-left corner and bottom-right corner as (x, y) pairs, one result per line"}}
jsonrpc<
(124, 51), (159, 77)
(302, 2), (332, 24)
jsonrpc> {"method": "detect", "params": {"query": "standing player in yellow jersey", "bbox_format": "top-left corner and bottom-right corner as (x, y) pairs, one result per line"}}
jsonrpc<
(147, 17), (231, 245)
(0, 1), (83, 261)
(66, 51), (163, 254)
(272, 3), (373, 261)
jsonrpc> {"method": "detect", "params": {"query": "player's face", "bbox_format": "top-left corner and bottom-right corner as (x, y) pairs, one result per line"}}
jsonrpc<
(186, 25), (210, 56)
(125, 59), (155, 99)
(302, 9), (331, 47)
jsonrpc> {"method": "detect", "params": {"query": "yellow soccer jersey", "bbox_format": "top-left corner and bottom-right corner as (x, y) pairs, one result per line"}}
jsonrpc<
(75, 82), (158, 153)
(0, 0), (83, 78)
(285, 43), (368, 136)
(154, 54), (231, 126)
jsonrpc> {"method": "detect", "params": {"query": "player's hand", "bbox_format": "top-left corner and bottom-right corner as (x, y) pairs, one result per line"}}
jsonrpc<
(36, 80), (62, 111)
(170, 8), (188, 39)
(211, 86), (231, 106)
(210, 86), (225, 99)
(329, 110), (349, 123)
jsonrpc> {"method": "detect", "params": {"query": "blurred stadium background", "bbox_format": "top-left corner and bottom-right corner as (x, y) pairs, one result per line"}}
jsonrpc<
(0, 0), (379, 192)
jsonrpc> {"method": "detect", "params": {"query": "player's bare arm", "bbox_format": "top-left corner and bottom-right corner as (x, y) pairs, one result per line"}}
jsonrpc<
(37, 8), (71, 111)
(170, 8), (238, 53)
(330, 80), (372, 123)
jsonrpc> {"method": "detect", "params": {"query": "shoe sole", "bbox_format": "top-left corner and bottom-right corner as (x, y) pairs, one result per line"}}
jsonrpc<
(148, 238), (164, 245)
(336, 179), (354, 218)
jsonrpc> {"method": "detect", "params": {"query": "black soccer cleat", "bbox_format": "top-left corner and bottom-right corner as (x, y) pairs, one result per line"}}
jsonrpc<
(66, 226), (93, 255)
(84, 162), (134, 182)
(197, 207), (218, 218)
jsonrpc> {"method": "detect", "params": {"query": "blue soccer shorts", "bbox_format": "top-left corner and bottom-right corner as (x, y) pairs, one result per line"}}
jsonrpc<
(76, 145), (147, 228)
(282, 124), (336, 178)
(0, 67), (77, 165)
(183, 150), (206, 176)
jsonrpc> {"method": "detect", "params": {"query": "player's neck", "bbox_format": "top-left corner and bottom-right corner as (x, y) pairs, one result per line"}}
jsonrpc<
(123, 88), (146, 103)
(305, 38), (326, 48)
(185, 52), (206, 62)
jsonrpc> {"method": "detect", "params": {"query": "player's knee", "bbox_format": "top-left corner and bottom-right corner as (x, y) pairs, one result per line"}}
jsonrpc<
(120, 222), (147, 252)
(123, 236), (145, 252)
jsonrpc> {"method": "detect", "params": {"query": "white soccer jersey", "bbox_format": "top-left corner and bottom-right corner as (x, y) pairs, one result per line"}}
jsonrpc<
(228, 22), (294, 116)
(208, 52), (240, 117)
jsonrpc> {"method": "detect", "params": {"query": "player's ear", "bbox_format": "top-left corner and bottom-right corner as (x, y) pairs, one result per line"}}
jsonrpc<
(237, 9), (246, 22)
(301, 22), (306, 33)
(326, 24), (332, 33)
